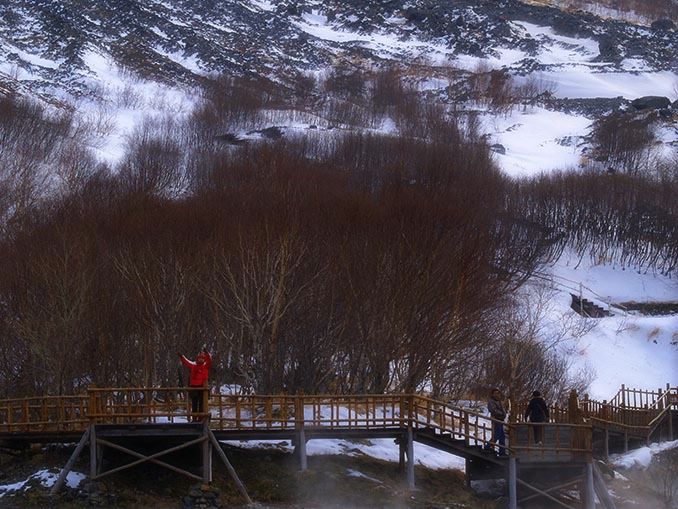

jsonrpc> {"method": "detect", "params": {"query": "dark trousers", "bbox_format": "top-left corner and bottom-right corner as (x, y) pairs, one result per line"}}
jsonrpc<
(492, 422), (506, 455)
(532, 422), (544, 443)
(189, 387), (204, 420)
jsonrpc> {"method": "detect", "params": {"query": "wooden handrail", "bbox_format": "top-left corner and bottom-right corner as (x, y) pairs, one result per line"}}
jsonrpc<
(0, 387), (674, 460)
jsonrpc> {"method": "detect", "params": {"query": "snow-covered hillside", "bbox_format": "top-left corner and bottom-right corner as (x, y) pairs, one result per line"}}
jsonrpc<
(0, 0), (675, 397)
(544, 252), (677, 399)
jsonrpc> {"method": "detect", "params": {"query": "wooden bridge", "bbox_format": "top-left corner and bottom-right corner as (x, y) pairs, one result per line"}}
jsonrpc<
(0, 385), (676, 508)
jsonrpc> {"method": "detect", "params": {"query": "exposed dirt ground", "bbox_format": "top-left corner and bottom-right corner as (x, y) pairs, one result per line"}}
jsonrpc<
(0, 443), (500, 508)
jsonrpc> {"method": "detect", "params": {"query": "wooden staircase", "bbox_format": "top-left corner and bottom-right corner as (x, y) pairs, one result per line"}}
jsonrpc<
(0, 385), (675, 509)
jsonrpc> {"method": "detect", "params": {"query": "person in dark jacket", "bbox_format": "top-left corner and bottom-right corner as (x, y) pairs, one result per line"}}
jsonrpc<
(524, 390), (549, 445)
(178, 347), (212, 422)
(486, 388), (507, 455)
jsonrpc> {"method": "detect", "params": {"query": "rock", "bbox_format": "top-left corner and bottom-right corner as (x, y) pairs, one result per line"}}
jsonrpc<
(631, 96), (671, 110)
(552, 15), (582, 37)
(216, 133), (247, 145)
(490, 143), (506, 155)
(597, 35), (622, 63)
(183, 484), (222, 508)
(258, 126), (283, 139)
(404, 9), (427, 23)
(650, 19), (675, 32)
(596, 459), (615, 479)
(672, 100), (678, 110)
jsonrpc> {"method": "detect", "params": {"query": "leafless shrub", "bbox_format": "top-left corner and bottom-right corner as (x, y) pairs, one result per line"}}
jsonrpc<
(117, 116), (188, 196)
(591, 112), (657, 176)
(114, 82), (145, 109)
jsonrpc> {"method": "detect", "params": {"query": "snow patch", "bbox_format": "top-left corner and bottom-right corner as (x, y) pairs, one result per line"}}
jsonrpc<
(611, 440), (678, 469)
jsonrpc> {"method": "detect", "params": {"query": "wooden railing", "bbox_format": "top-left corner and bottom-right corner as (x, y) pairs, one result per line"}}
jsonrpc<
(512, 385), (677, 434)
(0, 390), (594, 458)
(0, 386), (674, 460)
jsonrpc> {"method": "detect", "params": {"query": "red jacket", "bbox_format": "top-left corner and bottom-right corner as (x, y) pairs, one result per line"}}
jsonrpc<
(180, 352), (212, 387)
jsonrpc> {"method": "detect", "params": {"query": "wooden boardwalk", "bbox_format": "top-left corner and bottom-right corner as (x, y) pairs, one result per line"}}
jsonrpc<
(0, 385), (675, 509)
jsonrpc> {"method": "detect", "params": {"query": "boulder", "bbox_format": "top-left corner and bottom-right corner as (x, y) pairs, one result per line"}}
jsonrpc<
(631, 96), (671, 110)
(490, 144), (506, 155)
(597, 35), (622, 63)
(650, 19), (675, 32)
(552, 16), (581, 37)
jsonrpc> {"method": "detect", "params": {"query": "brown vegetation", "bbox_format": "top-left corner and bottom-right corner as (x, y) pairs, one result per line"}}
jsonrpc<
(0, 67), (673, 403)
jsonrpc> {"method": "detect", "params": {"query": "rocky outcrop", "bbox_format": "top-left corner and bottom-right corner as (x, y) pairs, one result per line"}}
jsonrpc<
(650, 19), (676, 32)
(182, 484), (222, 509)
(631, 96), (671, 111)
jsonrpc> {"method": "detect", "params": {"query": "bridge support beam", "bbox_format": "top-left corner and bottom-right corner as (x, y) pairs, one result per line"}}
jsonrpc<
(406, 427), (415, 490)
(207, 429), (252, 504)
(398, 436), (405, 472)
(89, 424), (98, 479)
(583, 462), (595, 509)
(202, 421), (212, 483)
(508, 457), (517, 509)
(604, 428), (609, 460)
(669, 407), (674, 441)
(50, 427), (90, 496)
(297, 427), (307, 471)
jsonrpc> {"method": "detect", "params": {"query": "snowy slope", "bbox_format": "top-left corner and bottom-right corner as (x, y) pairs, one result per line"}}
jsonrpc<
(541, 251), (677, 400)
(0, 0), (675, 406)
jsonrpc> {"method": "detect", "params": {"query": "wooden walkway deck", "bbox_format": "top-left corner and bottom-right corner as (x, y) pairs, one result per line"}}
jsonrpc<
(0, 385), (675, 509)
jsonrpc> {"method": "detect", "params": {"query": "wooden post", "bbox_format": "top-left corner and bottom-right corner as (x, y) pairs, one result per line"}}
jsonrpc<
(583, 462), (595, 509)
(604, 428), (609, 461)
(22, 399), (29, 432)
(202, 420), (212, 484)
(206, 429), (252, 505)
(298, 427), (307, 471)
(202, 386), (210, 422)
(464, 458), (471, 488)
(398, 435), (405, 473)
(508, 457), (517, 509)
(668, 403), (674, 441)
(406, 426), (415, 490)
(89, 425), (97, 480)
(623, 429), (628, 453)
(50, 428), (90, 496)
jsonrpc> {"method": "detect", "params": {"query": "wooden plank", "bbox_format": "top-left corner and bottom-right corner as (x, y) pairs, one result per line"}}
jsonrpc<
(516, 477), (578, 509)
(94, 437), (206, 481)
(508, 457), (517, 509)
(584, 462), (595, 509)
(49, 427), (90, 496)
(207, 429), (252, 505)
(593, 462), (618, 509)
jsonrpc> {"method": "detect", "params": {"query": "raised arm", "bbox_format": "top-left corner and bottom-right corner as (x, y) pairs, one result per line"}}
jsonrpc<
(179, 354), (194, 368)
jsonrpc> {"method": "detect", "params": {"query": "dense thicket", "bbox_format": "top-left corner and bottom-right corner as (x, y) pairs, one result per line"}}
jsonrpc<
(544, 0), (678, 21)
(0, 71), (674, 402)
(510, 170), (678, 275)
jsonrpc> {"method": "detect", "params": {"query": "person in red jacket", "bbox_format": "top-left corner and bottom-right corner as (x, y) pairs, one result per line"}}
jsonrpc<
(178, 347), (212, 421)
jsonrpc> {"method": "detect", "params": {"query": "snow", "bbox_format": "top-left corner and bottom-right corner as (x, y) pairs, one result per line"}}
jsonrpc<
(0, 469), (85, 497)
(153, 47), (204, 73)
(611, 440), (678, 469)
(542, 69), (678, 100)
(346, 468), (382, 483)
(486, 107), (591, 176)
(511, 21), (601, 64)
(295, 10), (453, 64)
(221, 437), (466, 471)
(75, 49), (198, 163)
(250, 0), (276, 12)
(538, 250), (678, 400)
